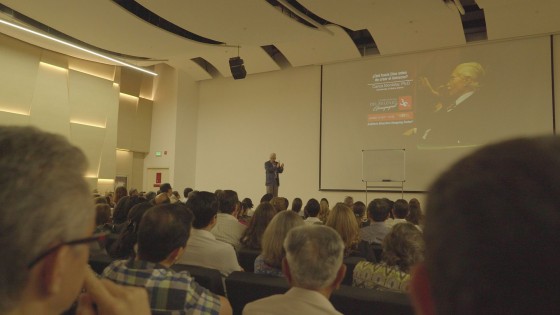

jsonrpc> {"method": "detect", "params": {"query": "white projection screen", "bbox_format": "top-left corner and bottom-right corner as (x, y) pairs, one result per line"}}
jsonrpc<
(321, 36), (554, 192)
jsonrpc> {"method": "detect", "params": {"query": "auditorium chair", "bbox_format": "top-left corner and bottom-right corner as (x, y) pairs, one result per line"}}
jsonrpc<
(236, 247), (261, 272)
(225, 271), (413, 315)
(172, 264), (225, 296)
(342, 256), (366, 285)
(88, 253), (113, 275)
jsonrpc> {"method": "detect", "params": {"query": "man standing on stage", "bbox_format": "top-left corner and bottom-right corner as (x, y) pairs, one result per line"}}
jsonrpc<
(265, 153), (284, 197)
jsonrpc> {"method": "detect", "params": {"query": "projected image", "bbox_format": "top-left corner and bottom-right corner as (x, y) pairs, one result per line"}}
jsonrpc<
(413, 62), (488, 147)
(367, 70), (415, 127)
(321, 36), (553, 191)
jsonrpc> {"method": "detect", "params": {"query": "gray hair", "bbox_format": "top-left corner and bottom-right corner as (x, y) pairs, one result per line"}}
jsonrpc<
(283, 225), (344, 290)
(0, 126), (92, 313)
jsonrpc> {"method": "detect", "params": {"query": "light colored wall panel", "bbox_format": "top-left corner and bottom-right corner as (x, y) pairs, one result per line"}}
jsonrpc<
(68, 57), (116, 81)
(0, 34), (41, 115)
(117, 94), (138, 150)
(68, 70), (114, 128)
(29, 63), (70, 137)
(132, 98), (153, 153)
(97, 84), (120, 179)
(132, 152), (145, 191)
(69, 123), (106, 178)
(0, 111), (30, 126)
(120, 68), (142, 96)
(140, 75), (155, 100)
(174, 70), (199, 191)
(85, 177), (99, 192)
(116, 150), (133, 178)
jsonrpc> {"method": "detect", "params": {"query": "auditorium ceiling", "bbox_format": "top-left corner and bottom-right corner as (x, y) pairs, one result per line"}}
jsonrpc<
(0, 0), (559, 80)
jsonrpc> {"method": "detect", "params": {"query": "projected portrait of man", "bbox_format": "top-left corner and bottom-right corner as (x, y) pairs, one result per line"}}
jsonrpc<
(417, 62), (487, 147)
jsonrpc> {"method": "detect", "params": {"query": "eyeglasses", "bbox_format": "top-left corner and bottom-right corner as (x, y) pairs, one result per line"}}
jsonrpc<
(27, 232), (108, 269)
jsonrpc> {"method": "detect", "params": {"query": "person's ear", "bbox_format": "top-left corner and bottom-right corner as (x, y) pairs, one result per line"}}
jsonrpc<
(410, 263), (435, 315)
(281, 258), (293, 285)
(332, 263), (347, 290)
(40, 246), (69, 295)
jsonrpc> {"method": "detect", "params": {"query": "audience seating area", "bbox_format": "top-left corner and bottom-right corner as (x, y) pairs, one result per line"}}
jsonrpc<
(225, 271), (413, 315)
(89, 253), (412, 315)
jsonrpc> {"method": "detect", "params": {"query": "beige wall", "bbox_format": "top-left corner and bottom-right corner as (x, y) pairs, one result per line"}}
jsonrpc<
(0, 34), (153, 194)
(192, 66), (423, 205)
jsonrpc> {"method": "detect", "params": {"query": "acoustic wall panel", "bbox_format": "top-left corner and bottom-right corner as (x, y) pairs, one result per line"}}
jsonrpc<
(29, 63), (70, 137)
(0, 34), (41, 115)
(0, 111), (30, 126)
(116, 94), (138, 150)
(69, 122), (106, 178)
(68, 70), (114, 128)
(132, 98), (153, 153)
(97, 84), (120, 180)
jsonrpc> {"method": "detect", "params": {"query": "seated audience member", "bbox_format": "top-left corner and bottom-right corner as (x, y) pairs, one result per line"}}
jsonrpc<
(129, 188), (139, 196)
(144, 191), (157, 201)
(240, 197), (254, 218)
(178, 191), (242, 277)
(112, 194), (146, 225)
(106, 202), (153, 259)
(91, 203), (112, 255)
(360, 198), (391, 244)
(240, 202), (277, 250)
(183, 187), (194, 203)
(103, 203), (232, 314)
(211, 190), (246, 250)
(291, 197), (304, 216)
(94, 196), (109, 205)
(244, 225), (346, 315)
(270, 196), (288, 212)
(385, 199), (409, 229)
(325, 203), (361, 257)
(410, 137), (560, 315)
(172, 191), (182, 203)
(0, 126), (149, 315)
(353, 222), (424, 292)
(319, 198), (330, 223)
(352, 201), (369, 227)
(303, 198), (322, 224)
(260, 193), (274, 203)
(114, 186), (128, 208)
(406, 198), (424, 229)
(254, 211), (304, 277)
(343, 196), (354, 207)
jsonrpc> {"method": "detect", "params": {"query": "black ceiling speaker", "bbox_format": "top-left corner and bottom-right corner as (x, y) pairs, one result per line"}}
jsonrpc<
(229, 56), (247, 80)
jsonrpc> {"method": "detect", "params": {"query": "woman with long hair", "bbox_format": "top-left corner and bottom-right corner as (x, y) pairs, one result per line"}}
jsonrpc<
(325, 203), (360, 256)
(239, 202), (276, 250)
(254, 210), (304, 276)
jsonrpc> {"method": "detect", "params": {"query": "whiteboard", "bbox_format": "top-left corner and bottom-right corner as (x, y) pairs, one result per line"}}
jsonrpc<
(362, 149), (405, 182)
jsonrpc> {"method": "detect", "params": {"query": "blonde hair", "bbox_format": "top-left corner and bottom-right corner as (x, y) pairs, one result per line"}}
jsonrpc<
(319, 198), (330, 223)
(261, 210), (304, 268)
(325, 203), (360, 253)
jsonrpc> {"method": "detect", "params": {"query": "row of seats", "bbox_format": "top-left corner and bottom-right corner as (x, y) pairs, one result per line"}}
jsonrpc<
(89, 254), (412, 315)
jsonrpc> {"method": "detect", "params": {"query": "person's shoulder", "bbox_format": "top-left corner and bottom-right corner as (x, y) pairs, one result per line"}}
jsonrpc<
(243, 294), (285, 314)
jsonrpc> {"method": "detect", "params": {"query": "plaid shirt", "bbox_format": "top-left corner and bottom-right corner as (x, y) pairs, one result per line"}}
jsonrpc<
(102, 259), (221, 315)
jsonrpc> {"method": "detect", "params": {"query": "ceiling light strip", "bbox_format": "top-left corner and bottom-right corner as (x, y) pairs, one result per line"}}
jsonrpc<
(0, 19), (158, 76)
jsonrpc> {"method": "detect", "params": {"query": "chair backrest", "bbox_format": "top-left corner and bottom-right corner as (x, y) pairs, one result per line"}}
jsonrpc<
(331, 285), (413, 315)
(225, 271), (289, 315)
(236, 247), (261, 272)
(88, 253), (114, 275)
(342, 256), (366, 286)
(225, 271), (413, 315)
(172, 264), (225, 296)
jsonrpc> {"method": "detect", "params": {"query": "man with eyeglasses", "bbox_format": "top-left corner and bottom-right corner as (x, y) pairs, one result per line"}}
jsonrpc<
(0, 126), (149, 315)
